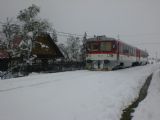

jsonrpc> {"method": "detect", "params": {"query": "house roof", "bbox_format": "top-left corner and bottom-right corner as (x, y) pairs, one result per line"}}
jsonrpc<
(45, 34), (64, 58)
(32, 33), (64, 58)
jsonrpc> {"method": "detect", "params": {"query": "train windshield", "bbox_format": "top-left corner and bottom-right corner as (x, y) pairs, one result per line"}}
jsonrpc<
(100, 42), (112, 51)
(87, 41), (112, 52)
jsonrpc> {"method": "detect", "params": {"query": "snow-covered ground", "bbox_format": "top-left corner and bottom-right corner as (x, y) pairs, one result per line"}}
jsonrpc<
(0, 64), (159, 120)
(133, 69), (160, 120)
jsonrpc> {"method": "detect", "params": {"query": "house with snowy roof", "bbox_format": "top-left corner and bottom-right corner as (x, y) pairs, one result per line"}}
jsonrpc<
(0, 33), (64, 71)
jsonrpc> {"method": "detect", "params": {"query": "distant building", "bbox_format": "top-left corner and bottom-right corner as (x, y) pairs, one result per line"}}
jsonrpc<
(0, 50), (10, 71)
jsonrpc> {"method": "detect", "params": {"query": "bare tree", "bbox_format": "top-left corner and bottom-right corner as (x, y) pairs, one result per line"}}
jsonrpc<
(66, 36), (81, 61)
(58, 43), (69, 60)
(81, 32), (87, 61)
(51, 29), (58, 43)
(17, 4), (55, 63)
(17, 4), (52, 39)
(1, 18), (20, 48)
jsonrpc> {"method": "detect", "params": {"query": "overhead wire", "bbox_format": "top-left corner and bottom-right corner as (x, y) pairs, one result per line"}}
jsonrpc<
(1, 21), (160, 45)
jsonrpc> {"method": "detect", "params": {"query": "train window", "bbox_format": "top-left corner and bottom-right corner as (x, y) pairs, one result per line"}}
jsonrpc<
(112, 44), (116, 49)
(123, 45), (129, 54)
(86, 43), (91, 51)
(120, 44), (123, 53)
(122, 45), (125, 53)
(91, 42), (99, 51)
(132, 48), (134, 55)
(130, 48), (132, 55)
(133, 49), (135, 55)
(100, 42), (112, 51)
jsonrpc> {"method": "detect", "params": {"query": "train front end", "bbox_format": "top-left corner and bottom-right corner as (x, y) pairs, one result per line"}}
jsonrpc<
(85, 36), (118, 70)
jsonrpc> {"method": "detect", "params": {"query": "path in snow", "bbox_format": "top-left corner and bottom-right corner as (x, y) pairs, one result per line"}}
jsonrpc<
(120, 74), (153, 120)
(132, 69), (160, 120)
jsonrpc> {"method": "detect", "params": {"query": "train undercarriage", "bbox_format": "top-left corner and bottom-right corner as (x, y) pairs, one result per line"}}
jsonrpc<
(86, 59), (148, 71)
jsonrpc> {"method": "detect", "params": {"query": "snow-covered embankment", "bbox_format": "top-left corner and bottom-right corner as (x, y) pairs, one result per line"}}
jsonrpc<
(133, 68), (160, 120)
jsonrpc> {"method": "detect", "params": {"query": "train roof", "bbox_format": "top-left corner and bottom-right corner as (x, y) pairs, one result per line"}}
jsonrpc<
(86, 35), (116, 42)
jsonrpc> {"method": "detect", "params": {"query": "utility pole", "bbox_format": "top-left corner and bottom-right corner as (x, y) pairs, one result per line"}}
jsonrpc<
(117, 34), (120, 40)
(156, 51), (158, 63)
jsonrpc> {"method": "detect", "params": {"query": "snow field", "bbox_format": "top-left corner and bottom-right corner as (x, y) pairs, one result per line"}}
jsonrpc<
(0, 64), (159, 120)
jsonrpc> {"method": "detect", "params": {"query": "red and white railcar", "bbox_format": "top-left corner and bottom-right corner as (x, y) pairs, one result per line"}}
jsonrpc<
(86, 36), (148, 70)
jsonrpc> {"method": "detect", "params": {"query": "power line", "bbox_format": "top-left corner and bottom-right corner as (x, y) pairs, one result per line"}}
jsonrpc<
(1, 20), (160, 40)
(48, 31), (85, 38)
(49, 30), (93, 38)
(55, 31), (160, 46)
(56, 31), (84, 37)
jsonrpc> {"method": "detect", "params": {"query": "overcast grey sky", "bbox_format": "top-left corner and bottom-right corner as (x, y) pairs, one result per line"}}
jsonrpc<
(0, 0), (160, 58)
